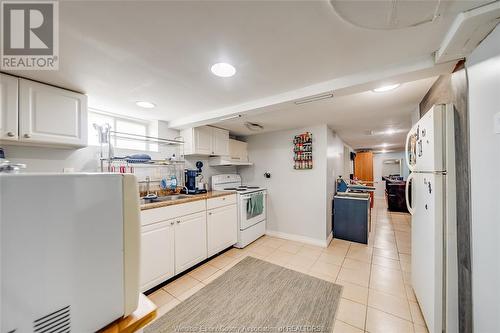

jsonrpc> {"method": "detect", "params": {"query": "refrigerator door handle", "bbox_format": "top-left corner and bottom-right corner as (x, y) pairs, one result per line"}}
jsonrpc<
(406, 173), (416, 215)
(405, 128), (413, 172)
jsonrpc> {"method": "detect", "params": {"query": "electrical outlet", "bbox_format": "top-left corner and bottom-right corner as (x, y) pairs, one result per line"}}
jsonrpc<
(495, 112), (500, 134)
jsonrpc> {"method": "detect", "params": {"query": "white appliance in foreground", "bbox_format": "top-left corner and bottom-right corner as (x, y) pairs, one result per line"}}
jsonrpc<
(0, 173), (141, 333)
(405, 104), (458, 333)
(211, 174), (266, 248)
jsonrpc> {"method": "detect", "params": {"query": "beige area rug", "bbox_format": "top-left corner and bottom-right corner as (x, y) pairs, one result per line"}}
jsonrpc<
(145, 257), (343, 333)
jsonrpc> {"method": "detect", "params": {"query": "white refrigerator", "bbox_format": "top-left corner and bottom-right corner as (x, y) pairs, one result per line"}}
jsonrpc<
(405, 104), (458, 333)
(0, 173), (141, 333)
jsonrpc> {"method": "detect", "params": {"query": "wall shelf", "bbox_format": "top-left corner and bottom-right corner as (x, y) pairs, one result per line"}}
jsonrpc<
(293, 132), (313, 170)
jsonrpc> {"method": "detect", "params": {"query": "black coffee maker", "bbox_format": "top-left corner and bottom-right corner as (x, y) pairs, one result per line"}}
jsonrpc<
(183, 161), (207, 194)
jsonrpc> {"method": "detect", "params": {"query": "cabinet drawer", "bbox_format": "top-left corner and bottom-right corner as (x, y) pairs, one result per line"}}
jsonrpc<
(141, 200), (206, 226)
(207, 194), (236, 210)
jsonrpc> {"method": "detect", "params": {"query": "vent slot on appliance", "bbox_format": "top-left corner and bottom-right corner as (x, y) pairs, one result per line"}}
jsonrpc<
(33, 306), (70, 333)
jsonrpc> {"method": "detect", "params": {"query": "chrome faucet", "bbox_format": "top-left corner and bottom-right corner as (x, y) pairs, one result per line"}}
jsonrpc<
(183, 185), (189, 195)
(0, 160), (26, 173)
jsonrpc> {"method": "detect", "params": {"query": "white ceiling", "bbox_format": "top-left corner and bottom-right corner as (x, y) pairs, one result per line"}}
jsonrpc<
(3, 0), (491, 149)
(215, 76), (437, 150)
(5, 1), (485, 115)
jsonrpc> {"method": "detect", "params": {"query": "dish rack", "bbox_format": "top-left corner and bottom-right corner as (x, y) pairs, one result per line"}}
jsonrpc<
(95, 127), (186, 182)
(293, 132), (313, 170)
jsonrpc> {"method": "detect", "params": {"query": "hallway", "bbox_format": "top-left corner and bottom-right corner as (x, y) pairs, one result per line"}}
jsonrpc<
(147, 199), (426, 332)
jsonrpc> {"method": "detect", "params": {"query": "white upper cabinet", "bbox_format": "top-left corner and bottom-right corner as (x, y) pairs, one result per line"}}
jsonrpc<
(182, 126), (229, 156)
(19, 79), (87, 147)
(228, 139), (248, 161)
(0, 74), (19, 142)
(212, 127), (229, 156)
(193, 126), (213, 155)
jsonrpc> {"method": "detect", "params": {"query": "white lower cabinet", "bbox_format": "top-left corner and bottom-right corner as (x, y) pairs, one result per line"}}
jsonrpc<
(139, 197), (237, 291)
(174, 211), (207, 274)
(207, 204), (237, 257)
(140, 220), (175, 292)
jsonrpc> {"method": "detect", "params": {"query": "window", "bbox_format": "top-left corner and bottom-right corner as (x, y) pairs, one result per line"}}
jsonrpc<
(88, 109), (154, 151)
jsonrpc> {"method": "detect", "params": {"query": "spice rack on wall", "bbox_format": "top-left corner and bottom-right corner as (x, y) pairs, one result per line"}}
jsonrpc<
(293, 132), (313, 170)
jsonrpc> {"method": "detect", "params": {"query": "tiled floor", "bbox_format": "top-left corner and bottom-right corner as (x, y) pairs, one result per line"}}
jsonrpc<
(146, 199), (427, 333)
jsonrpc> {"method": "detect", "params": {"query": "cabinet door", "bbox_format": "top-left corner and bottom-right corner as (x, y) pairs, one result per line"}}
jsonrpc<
(229, 139), (248, 161)
(174, 211), (207, 274)
(212, 127), (229, 156)
(207, 204), (237, 256)
(0, 74), (19, 141)
(194, 126), (213, 155)
(140, 220), (175, 291)
(354, 151), (374, 182)
(411, 173), (445, 333)
(19, 79), (88, 147)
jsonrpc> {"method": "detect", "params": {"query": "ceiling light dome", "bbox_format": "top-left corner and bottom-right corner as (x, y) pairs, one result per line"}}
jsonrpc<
(211, 63), (236, 77)
(330, 0), (441, 30)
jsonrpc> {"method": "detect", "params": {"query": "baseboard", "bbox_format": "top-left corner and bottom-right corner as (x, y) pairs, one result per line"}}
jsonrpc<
(326, 231), (333, 247)
(265, 230), (331, 248)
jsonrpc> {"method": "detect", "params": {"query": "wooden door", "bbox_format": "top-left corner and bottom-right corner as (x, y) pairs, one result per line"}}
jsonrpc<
(354, 151), (374, 182)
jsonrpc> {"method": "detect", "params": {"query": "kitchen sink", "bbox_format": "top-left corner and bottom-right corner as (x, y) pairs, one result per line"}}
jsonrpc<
(140, 194), (190, 204)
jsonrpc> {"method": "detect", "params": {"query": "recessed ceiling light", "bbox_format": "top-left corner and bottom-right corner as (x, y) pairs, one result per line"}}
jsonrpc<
(381, 149), (388, 153)
(385, 129), (396, 135)
(211, 63), (236, 78)
(381, 143), (388, 147)
(373, 84), (400, 93)
(135, 101), (156, 108)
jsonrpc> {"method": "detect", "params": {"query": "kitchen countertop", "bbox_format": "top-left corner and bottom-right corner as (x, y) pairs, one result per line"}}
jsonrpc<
(140, 191), (235, 210)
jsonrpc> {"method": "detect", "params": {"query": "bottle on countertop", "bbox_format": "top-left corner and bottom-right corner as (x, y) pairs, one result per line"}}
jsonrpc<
(170, 175), (177, 190)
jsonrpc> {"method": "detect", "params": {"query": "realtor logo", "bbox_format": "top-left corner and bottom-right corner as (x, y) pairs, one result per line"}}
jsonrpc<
(1, 1), (59, 70)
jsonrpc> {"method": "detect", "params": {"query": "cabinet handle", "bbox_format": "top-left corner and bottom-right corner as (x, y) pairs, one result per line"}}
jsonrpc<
(6, 132), (15, 137)
(222, 197), (226, 200)
(208, 212), (212, 215)
(170, 221), (175, 225)
(23, 134), (31, 139)
(176, 220), (180, 224)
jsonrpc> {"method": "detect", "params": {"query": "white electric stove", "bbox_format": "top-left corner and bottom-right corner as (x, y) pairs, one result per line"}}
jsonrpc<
(211, 174), (266, 248)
